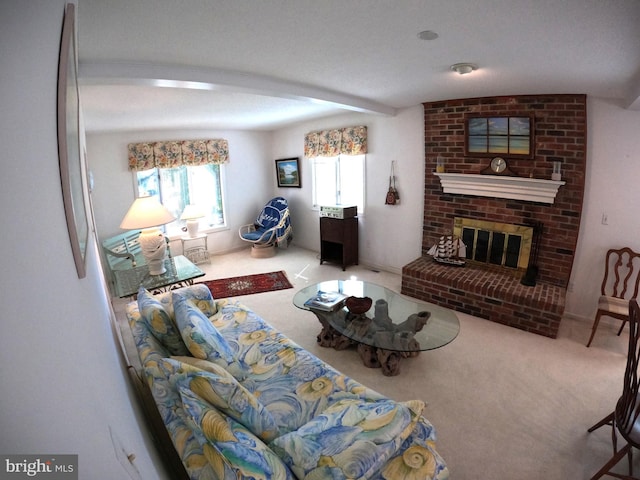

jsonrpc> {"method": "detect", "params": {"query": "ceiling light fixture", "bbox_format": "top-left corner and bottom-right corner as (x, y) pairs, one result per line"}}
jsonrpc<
(450, 63), (478, 75)
(417, 30), (438, 41)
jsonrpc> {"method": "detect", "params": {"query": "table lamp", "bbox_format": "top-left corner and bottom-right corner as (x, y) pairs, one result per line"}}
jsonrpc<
(120, 196), (176, 275)
(180, 204), (205, 238)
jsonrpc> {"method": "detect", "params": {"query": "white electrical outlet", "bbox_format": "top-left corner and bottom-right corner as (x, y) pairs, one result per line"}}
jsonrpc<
(110, 427), (142, 480)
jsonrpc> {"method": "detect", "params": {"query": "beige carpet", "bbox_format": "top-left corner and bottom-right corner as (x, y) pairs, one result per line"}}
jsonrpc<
(119, 245), (636, 479)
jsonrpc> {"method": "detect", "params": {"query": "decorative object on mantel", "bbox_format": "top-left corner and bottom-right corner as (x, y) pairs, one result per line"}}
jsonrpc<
(434, 172), (565, 204)
(427, 235), (467, 266)
(552, 161), (562, 181)
(120, 196), (176, 275)
(480, 156), (516, 176)
(385, 160), (399, 205)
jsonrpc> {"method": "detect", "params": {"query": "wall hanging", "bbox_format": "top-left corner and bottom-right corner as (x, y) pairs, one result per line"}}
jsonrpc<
(385, 160), (399, 205)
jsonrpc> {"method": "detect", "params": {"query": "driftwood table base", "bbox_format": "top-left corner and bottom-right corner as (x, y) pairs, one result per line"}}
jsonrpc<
(313, 310), (421, 376)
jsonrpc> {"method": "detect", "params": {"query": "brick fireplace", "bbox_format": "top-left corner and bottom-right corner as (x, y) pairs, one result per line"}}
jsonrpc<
(401, 94), (586, 338)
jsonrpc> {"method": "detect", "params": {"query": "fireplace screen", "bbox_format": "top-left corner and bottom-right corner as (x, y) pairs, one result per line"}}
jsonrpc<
(453, 217), (533, 270)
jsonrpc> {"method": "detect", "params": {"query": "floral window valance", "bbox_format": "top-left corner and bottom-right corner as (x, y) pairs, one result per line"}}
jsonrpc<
(304, 125), (367, 157)
(127, 139), (229, 171)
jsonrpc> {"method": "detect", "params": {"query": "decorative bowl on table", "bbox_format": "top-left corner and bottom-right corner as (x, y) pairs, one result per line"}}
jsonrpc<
(345, 296), (373, 315)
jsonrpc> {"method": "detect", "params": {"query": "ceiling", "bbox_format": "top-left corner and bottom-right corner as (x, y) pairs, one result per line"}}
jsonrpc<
(77, 0), (640, 133)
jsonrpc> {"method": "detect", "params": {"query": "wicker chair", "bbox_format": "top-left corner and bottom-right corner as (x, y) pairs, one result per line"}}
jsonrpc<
(587, 299), (640, 479)
(238, 197), (292, 257)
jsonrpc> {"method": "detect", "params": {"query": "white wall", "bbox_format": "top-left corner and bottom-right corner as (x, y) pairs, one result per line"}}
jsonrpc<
(566, 97), (640, 319)
(88, 129), (272, 255)
(271, 106), (426, 273)
(0, 2), (167, 478)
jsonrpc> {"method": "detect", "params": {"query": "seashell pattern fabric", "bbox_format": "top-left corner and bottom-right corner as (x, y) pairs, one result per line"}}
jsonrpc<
(126, 285), (449, 479)
(270, 398), (425, 479)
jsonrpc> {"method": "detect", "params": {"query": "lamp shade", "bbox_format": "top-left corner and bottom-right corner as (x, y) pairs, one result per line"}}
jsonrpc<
(120, 196), (176, 230)
(180, 204), (205, 221)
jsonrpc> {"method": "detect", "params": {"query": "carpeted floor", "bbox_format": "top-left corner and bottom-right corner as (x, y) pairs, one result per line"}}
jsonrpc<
(198, 270), (293, 298)
(112, 245), (636, 479)
(193, 246), (635, 479)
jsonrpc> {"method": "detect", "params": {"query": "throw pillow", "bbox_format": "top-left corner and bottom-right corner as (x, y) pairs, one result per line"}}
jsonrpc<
(175, 283), (218, 317)
(173, 292), (248, 380)
(137, 287), (189, 356)
(269, 398), (425, 480)
(170, 357), (279, 442)
(177, 384), (295, 480)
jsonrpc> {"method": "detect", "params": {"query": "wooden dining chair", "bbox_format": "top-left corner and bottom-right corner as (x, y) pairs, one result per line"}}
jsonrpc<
(586, 247), (640, 347)
(588, 299), (640, 479)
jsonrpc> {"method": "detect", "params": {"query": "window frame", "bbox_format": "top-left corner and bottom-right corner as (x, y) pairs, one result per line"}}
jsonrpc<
(465, 115), (534, 159)
(133, 163), (228, 238)
(310, 154), (366, 215)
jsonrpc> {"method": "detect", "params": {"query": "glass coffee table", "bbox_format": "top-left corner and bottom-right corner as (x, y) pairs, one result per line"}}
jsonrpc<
(293, 280), (459, 375)
(113, 255), (205, 298)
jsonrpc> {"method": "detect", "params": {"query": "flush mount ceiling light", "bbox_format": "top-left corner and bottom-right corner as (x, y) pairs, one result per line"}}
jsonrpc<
(417, 30), (438, 41)
(450, 63), (478, 75)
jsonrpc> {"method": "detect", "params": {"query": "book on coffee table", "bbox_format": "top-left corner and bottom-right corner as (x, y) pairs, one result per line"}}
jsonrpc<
(304, 291), (348, 311)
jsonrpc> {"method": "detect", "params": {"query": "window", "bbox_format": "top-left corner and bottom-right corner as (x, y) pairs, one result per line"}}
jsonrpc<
(466, 116), (533, 158)
(136, 163), (225, 236)
(311, 154), (365, 213)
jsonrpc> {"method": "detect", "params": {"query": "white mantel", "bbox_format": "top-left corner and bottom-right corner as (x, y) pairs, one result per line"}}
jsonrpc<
(434, 172), (565, 204)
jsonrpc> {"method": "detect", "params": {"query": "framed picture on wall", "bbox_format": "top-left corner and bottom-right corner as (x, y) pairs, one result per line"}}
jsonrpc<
(275, 157), (301, 187)
(465, 115), (534, 158)
(57, 4), (89, 279)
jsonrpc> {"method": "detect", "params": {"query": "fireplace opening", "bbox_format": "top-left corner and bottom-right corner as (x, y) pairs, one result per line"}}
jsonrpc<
(453, 217), (533, 271)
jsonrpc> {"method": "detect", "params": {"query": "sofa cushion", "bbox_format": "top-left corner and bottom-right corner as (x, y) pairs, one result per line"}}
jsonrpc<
(173, 292), (249, 380)
(170, 357), (279, 442)
(137, 287), (189, 356)
(178, 383), (295, 480)
(270, 398), (425, 480)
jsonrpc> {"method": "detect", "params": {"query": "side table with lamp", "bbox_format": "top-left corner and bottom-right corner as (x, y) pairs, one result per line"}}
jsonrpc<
(119, 195), (176, 275)
(115, 196), (205, 297)
(180, 204), (210, 265)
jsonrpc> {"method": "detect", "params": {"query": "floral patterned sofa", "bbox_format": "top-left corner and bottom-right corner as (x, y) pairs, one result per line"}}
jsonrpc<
(126, 284), (449, 479)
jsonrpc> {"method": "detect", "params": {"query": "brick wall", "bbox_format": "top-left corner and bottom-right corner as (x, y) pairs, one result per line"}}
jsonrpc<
(400, 94), (586, 338)
(402, 259), (566, 337)
(421, 94), (586, 287)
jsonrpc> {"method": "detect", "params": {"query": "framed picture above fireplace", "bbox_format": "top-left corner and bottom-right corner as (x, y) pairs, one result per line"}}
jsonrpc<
(465, 115), (534, 159)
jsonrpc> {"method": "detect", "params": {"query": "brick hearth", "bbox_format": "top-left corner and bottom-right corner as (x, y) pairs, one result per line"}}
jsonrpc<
(401, 94), (585, 338)
(402, 258), (566, 338)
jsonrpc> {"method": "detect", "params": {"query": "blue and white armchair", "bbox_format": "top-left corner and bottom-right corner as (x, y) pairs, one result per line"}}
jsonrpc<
(239, 197), (292, 256)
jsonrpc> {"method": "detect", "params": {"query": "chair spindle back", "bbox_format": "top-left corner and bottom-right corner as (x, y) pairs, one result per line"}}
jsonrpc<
(601, 248), (640, 301)
(616, 299), (640, 441)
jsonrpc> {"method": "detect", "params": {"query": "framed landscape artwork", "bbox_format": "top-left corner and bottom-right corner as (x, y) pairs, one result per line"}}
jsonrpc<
(465, 115), (534, 159)
(57, 3), (89, 279)
(275, 157), (301, 187)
